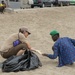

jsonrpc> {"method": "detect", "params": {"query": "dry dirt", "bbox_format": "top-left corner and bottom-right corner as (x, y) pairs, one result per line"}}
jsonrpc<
(0, 6), (75, 75)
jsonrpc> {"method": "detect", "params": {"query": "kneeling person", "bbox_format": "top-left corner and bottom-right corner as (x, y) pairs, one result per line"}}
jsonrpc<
(42, 30), (75, 67)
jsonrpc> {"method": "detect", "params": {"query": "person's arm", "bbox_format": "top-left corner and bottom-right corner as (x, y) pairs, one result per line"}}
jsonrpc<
(42, 49), (58, 59)
(47, 49), (58, 59)
(19, 33), (42, 54)
(42, 44), (58, 59)
(25, 41), (42, 54)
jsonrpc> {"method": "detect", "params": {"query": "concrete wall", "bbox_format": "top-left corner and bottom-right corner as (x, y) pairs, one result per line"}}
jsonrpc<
(0, 0), (30, 9)
(8, 2), (21, 9)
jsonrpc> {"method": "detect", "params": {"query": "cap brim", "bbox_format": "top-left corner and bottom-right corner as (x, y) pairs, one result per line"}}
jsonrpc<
(28, 32), (31, 35)
(26, 31), (31, 35)
(27, 31), (31, 35)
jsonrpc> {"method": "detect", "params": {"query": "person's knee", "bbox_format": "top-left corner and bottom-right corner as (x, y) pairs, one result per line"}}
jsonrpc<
(22, 43), (28, 50)
(16, 50), (25, 56)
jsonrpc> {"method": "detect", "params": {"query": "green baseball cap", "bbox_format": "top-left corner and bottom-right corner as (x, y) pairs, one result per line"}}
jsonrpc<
(50, 30), (59, 36)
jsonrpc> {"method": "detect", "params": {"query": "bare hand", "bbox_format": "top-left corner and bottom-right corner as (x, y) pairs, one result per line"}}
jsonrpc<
(42, 53), (48, 56)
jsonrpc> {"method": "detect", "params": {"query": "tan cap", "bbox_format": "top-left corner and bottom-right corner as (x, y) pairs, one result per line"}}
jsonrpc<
(19, 27), (31, 35)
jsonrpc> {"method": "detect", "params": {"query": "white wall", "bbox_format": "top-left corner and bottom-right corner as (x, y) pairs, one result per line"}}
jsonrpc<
(8, 2), (21, 9)
(7, 0), (30, 9)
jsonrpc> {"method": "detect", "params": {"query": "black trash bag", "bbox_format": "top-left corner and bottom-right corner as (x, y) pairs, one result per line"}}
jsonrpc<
(2, 50), (42, 72)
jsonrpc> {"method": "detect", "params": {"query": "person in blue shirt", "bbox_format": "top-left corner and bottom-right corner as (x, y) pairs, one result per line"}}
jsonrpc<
(42, 30), (75, 67)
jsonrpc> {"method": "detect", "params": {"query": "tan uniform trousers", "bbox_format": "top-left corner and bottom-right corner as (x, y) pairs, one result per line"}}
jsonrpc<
(1, 43), (28, 59)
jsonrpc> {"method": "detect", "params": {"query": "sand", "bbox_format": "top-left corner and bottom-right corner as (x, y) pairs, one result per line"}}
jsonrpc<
(0, 6), (75, 75)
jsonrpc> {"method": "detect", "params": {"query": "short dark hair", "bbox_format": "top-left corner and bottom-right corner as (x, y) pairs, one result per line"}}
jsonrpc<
(1, 1), (4, 3)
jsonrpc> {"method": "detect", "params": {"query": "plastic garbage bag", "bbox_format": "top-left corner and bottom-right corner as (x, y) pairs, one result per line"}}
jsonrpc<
(2, 50), (42, 72)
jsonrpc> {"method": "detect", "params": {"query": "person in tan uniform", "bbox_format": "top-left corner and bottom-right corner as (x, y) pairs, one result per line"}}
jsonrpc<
(0, 27), (41, 59)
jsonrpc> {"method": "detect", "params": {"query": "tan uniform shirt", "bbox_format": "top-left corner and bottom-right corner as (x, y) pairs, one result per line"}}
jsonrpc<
(1, 33), (26, 52)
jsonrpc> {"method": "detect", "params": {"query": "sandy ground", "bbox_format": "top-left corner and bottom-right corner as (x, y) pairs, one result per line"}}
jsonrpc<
(0, 6), (75, 75)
